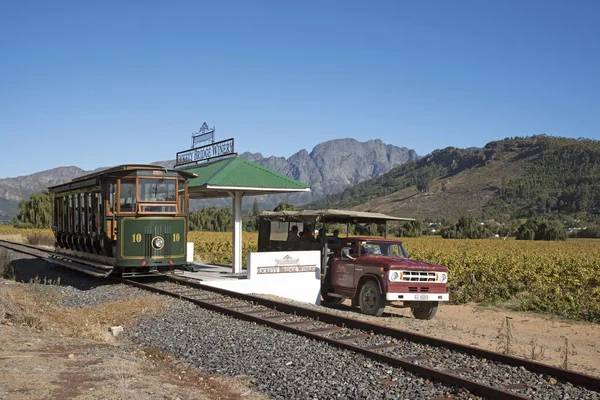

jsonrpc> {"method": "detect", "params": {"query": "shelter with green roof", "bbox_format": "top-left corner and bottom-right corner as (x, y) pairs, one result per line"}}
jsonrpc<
(181, 155), (310, 273)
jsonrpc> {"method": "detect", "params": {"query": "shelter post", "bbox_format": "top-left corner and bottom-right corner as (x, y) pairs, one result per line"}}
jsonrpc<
(232, 191), (243, 273)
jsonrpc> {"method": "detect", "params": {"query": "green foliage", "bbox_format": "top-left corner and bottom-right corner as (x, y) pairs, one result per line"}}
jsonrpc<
(354, 223), (384, 237)
(484, 136), (600, 218)
(13, 191), (53, 229)
(189, 206), (232, 232)
(189, 206), (262, 233)
(571, 224), (600, 238)
(516, 218), (567, 241)
(440, 216), (492, 239)
(273, 201), (295, 211)
(397, 220), (423, 237)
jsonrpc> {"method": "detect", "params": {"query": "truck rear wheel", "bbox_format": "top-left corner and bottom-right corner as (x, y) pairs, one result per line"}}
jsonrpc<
(411, 301), (438, 320)
(359, 280), (385, 317)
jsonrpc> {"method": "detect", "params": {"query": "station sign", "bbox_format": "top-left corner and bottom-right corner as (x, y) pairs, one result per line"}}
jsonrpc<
(175, 122), (235, 167)
(192, 122), (215, 148)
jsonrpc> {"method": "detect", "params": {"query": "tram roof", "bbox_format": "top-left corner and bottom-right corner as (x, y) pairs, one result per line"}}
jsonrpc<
(259, 209), (414, 223)
(181, 156), (311, 198)
(48, 164), (197, 192)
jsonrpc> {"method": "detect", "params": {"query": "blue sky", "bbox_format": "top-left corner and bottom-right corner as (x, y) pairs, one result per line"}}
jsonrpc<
(1, 0), (599, 178)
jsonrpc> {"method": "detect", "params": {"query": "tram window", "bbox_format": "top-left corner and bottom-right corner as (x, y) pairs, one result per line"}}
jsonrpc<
(54, 199), (59, 229)
(69, 196), (73, 231)
(64, 197), (68, 231)
(97, 193), (103, 232)
(138, 178), (176, 202)
(74, 195), (79, 232)
(178, 180), (185, 213)
(80, 194), (86, 234)
(108, 182), (116, 214)
(119, 180), (136, 212)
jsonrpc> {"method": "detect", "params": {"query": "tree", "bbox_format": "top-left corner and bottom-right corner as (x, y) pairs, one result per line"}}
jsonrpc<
(13, 191), (53, 228)
(252, 198), (260, 217)
(440, 216), (492, 239)
(189, 206), (232, 232)
(516, 218), (567, 241)
(397, 220), (423, 237)
(416, 175), (432, 193)
(274, 202), (295, 212)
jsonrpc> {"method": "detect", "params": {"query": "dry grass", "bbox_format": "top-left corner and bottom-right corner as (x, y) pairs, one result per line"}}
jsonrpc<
(0, 233), (27, 243)
(50, 295), (170, 341)
(0, 279), (59, 330)
(26, 231), (55, 247)
(0, 248), (14, 279)
(1, 279), (170, 341)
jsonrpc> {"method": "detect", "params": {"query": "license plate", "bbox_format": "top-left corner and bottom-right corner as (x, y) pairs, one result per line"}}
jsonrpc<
(414, 294), (429, 300)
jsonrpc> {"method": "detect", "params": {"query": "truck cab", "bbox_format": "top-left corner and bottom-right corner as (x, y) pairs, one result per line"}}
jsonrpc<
(257, 209), (449, 319)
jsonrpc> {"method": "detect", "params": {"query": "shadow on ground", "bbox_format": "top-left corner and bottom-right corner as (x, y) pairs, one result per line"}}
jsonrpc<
(321, 301), (410, 319)
(6, 258), (113, 291)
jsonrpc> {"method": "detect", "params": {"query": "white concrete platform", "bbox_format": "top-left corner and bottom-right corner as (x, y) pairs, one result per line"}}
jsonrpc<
(179, 251), (322, 305)
(180, 263), (247, 282)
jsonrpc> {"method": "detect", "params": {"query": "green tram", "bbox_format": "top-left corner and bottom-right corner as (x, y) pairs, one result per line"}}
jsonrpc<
(48, 165), (196, 277)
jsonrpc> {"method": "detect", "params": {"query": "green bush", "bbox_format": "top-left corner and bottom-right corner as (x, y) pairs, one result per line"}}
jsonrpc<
(516, 218), (567, 241)
(440, 216), (493, 239)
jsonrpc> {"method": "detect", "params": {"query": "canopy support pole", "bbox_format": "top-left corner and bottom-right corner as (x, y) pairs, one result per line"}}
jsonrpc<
(232, 191), (243, 273)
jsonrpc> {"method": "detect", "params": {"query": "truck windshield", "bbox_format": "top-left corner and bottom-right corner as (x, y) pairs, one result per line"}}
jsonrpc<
(361, 241), (408, 258)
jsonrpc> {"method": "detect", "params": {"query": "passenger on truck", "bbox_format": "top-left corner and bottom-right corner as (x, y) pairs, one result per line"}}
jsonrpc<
(301, 228), (314, 241)
(327, 229), (341, 244)
(287, 225), (300, 241)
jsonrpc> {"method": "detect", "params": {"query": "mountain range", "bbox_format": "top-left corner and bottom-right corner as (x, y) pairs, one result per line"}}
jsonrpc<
(307, 135), (600, 221)
(0, 138), (418, 221)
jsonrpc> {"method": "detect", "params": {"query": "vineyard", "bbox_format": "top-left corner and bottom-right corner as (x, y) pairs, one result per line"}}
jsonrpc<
(2, 226), (600, 322)
(187, 232), (600, 322)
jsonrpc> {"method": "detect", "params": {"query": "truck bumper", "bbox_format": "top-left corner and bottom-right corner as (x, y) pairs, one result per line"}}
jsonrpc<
(386, 293), (449, 302)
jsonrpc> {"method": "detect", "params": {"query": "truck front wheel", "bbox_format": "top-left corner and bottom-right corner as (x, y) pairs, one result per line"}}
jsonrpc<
(359, 280), (386, 317)
(411, 301), (438, 320)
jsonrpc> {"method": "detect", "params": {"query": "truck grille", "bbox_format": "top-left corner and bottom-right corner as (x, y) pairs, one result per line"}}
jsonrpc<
(402, 271), (436, 282)
(408, 287), (430, 292)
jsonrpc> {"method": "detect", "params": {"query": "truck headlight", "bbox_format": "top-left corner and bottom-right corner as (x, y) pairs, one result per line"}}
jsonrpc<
(389, 271), (401, 281)
(438, 273), (447, 283)
(152, 236), (164, 249)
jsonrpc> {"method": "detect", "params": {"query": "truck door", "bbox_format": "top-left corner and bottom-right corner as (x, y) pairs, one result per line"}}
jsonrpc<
(331, 241), (358, 290)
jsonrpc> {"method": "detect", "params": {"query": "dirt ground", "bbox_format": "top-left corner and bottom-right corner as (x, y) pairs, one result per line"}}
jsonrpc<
(0, 324), (267, 400)
(332, 300), (600, 377)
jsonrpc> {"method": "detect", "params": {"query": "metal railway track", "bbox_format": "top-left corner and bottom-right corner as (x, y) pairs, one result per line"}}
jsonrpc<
(2, 239), (600, 400)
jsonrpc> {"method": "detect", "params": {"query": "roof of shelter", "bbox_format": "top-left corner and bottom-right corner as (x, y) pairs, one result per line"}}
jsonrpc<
(259, 209), (414, 223)
(181, 156), (311, 198)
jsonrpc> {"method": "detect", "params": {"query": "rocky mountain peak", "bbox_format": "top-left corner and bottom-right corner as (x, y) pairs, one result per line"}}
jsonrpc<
(0, 138), (418, 220)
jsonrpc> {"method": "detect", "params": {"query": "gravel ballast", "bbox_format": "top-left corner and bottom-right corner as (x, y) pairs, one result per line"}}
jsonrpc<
(129, 301), (477, 400)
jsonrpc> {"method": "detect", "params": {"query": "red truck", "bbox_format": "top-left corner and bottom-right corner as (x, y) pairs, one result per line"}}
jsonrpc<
(257, 209), (449, 319)
(321, 237), (448, 319)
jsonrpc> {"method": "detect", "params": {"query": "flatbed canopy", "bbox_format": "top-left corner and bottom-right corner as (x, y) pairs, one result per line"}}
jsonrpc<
(259, 209), (414, 224)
